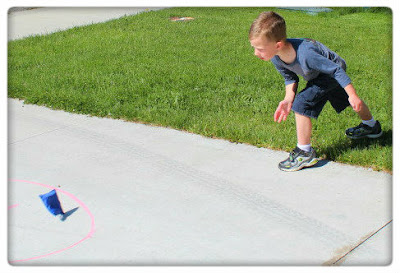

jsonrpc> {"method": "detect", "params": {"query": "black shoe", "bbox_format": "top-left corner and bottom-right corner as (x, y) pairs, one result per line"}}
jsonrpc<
(346, 120), (383, 139)
(278, 147), (319, 172)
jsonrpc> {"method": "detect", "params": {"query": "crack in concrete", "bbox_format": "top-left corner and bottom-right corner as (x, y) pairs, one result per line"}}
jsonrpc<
(323, 220), (392, 266)
(8, 126), (69, 145)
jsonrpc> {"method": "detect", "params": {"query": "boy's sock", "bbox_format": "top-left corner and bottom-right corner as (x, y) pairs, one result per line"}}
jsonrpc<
(362, 118), (377, 128)
(297, 143), (312, 153)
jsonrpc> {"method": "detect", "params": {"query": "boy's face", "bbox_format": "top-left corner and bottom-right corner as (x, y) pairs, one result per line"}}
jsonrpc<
(250, 36), (279, 61)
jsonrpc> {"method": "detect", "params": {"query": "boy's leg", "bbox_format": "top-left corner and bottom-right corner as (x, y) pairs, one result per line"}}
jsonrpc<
(345, 100), (382, 139)
(326, 80), (382, 139)
(295, 113), (312, 146)
(278, 79), (325, 171)
(278, 112), (318, 172)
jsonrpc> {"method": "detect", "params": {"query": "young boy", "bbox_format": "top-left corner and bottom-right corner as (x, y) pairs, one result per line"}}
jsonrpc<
(249, 11), (382, 172)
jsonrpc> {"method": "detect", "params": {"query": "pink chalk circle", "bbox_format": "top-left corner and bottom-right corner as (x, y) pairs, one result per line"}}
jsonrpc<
(8, 204), (20, 209)
(9, 179), (96, 263)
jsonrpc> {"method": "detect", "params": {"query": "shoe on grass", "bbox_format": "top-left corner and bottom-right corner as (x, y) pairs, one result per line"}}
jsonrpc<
(345, 120), (382, 139)
(278, 147), (319, 172)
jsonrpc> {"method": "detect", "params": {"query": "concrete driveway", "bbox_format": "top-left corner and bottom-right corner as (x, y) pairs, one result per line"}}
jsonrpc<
(7, 7), (392, 266)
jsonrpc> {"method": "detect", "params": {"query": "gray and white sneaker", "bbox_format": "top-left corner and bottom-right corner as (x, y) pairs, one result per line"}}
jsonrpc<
(278, 147), (319, 172)
(345, 120), (382, 139)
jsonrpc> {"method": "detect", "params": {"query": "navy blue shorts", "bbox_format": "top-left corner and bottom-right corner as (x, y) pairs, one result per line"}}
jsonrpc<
(291, 74), (350, 119)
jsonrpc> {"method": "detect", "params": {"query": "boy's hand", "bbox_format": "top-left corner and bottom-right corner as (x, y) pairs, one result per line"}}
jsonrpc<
(344, 84), (363, 112)
(348, 95), (363, 112)
(274, 100), (292, 123)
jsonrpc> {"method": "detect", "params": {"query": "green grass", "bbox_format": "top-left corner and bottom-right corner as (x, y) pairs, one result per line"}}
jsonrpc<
(8, 7), (392, 172)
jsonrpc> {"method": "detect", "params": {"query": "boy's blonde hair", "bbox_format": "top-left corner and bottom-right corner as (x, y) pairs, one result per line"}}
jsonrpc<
(249, 11), (286, 42)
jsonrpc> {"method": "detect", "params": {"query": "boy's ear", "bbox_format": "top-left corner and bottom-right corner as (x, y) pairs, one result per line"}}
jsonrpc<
(276, 41), (284, 50)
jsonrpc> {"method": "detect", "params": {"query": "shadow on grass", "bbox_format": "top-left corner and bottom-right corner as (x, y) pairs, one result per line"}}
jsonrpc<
(303, 129), (392, 171)
(319, 129), (392, 161)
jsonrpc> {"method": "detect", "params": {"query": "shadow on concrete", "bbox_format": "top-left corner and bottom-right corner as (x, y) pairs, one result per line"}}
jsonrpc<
(60, 207), (79, 222)
(312, 159), (330, 169)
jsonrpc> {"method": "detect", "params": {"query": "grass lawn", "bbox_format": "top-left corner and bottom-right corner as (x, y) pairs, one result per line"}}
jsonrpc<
(8, 7), (392, 172)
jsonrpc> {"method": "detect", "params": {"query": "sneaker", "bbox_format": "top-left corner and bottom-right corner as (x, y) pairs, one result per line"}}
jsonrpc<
(345, 120), (382, 139)
(278, 147), (319, 172)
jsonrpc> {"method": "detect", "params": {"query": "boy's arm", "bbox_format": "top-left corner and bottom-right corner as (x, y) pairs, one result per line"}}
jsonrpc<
(271, 59), (298, 122)
(305, 53), (364, 112)
(283, 82), (298, 102)
(305, 51), (352, 89)
(274, 82), (298, 123)
(271, 57), (300, 87)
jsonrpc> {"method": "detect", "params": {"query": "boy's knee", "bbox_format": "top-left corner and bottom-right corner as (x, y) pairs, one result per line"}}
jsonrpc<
(292, 99), (322, 119)
(294, 111), (314, 120)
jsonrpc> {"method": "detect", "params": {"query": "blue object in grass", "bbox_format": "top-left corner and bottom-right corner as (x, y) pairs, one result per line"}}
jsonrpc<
(39, 189), (64, 216)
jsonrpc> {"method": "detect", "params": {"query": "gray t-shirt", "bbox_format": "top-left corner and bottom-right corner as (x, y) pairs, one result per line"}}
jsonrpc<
(271, 38), (352, 88)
